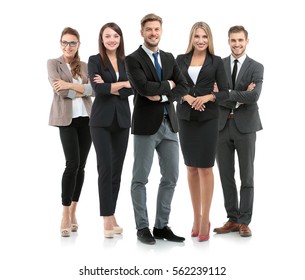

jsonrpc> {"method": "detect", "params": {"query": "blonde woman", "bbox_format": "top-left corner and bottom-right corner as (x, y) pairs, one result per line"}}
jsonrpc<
(176, 22), (229, 241)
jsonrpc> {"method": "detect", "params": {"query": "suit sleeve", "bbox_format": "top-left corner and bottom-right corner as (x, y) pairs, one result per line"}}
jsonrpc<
(214, 58), (230, 101)
(118, 61), (134, 100)
(47, 59), (70, 98)
(125, 55), (171, 97)
(165, 55), (189, 103)
(80, 61), (94, 97)
(118, 87), (134, 100)
(229, 62), (264, 104)
(88, 56), (112, 97)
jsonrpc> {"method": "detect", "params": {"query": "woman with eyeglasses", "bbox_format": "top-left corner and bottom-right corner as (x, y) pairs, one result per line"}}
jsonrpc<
(47, 27), (94, 237)
(88, 22), (133, 238)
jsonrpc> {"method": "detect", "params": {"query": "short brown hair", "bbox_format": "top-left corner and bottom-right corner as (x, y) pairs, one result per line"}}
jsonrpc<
(140, 13), (162, 29)
(228, 25), (248, 40)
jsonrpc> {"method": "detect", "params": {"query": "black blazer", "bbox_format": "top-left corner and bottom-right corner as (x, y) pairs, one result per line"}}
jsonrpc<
(88, 54), (133, 128)
(218, 55), (264, 133)
(176, 51), (229, 122)
(125, 46), (189, 135)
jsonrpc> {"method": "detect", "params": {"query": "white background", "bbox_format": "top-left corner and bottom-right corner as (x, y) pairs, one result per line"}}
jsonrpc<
(1, 0), (304, 279)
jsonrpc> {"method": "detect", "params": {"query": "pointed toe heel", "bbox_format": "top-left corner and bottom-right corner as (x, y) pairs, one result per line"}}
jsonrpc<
(198, 222), (210, 242)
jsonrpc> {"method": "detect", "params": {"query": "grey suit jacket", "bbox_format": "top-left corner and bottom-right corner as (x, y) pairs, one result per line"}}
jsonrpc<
(47, 55), (93, 126)
(218, 55), (264, 133)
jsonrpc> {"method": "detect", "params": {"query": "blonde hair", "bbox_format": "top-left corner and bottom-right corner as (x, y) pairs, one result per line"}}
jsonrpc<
(186, 22), (214, 55)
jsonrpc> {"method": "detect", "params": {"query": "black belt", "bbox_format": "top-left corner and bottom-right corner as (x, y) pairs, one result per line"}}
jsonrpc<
(163, 114), (169, 119)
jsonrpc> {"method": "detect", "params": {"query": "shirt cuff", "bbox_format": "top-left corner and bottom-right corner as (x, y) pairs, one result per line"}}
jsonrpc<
(67, 90), (76, 99)
(83, 84), (93, 96)
(161, 95), (168, 102)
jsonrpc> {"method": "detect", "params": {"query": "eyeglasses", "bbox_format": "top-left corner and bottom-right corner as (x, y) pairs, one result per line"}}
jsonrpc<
(61, 41), (79, 47)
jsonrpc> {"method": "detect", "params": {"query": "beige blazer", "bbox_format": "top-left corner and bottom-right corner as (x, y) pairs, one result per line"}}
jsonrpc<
(47, 55), (93, 126)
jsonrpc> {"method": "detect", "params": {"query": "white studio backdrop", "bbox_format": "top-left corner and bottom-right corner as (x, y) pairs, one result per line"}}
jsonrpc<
(1, 0), (304, 279)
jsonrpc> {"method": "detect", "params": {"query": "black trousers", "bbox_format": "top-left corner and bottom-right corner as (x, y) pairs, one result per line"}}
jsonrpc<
(216, 119), (256, 225)
(90, 118), (129, 216)
(59, 117), (92, 206)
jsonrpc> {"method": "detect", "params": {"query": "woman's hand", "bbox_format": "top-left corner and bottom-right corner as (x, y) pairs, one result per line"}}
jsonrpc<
(183, 95), (205, 111)
(191, 95), (213, 111)
(93, 74), (104, 83)
(53, 79), (70, 92)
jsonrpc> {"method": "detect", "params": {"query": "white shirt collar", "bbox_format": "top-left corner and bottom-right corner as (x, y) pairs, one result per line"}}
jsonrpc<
(141, 44), (161, 65)
(230, 54), (247, 66)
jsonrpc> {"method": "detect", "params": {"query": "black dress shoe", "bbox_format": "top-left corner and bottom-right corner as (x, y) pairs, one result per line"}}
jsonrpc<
(153, 226), (185, 242)
(137, 227), (156, 245)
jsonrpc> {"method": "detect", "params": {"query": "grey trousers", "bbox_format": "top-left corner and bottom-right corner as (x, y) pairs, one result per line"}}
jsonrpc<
(216, 119), (256, 225)
(131, 119), (179, 230)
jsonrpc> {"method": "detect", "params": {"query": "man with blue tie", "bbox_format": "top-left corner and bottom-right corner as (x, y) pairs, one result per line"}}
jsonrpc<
(214, 26), (264, 237)
(125, 13), (188, 245)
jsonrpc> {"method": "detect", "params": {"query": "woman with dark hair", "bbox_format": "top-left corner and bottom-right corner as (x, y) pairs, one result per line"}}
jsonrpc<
(47, 27), (93, 237)
(88, 22), (133, 238)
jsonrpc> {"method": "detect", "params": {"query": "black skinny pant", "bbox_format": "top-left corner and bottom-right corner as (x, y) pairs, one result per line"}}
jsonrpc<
(90, 118), (129, 216)
(59, 117), (92, 206)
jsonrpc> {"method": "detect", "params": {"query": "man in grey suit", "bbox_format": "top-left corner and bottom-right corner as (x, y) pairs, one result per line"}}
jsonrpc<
(125, 13), (188, 245)
(214, 26), (264, 237)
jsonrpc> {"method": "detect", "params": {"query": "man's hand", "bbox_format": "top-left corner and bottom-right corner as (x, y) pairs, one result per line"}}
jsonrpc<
(247, 82), (256, 91)
(146, 95), (161, 101)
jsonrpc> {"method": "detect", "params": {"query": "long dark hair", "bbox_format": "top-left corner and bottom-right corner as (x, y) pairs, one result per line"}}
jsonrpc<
(98, 22), (125, 69)
(60, 27), (82, 79)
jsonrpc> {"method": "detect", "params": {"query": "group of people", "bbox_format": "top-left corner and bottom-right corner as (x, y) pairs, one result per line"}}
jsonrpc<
(47, 13), (264, 245)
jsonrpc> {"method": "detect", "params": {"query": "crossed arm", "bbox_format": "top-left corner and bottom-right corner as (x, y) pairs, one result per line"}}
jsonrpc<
(92, 74), (131, 96)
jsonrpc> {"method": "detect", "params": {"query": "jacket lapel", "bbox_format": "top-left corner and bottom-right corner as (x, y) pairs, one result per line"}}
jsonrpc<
(105, 55), (118, 82)
(138, 47), (161, 81)
(235, 56), (251, 87)
(57, 55), (73, 82)
(181, 52), (194, 85)
(223, 56), (232, 89)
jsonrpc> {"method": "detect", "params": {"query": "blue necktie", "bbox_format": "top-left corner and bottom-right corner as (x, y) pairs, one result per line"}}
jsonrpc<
(152, 52), (162, 81)
(152, 52), (168, 115)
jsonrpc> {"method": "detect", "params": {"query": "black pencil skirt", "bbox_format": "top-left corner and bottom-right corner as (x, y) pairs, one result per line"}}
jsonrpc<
(178, 118), (218, 168)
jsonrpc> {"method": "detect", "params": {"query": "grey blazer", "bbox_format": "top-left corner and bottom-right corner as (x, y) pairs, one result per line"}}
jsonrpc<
(218, 55), (264, 133)
(47, 55), (93, 126)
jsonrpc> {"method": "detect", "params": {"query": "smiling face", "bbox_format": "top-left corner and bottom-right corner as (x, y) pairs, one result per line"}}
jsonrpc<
(102, 27), (120, 53)
(192, 27), (208, 53)
(60, 33), (79, 63)
(141, 20), (162, 51)
(228, 31), (248, 58)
